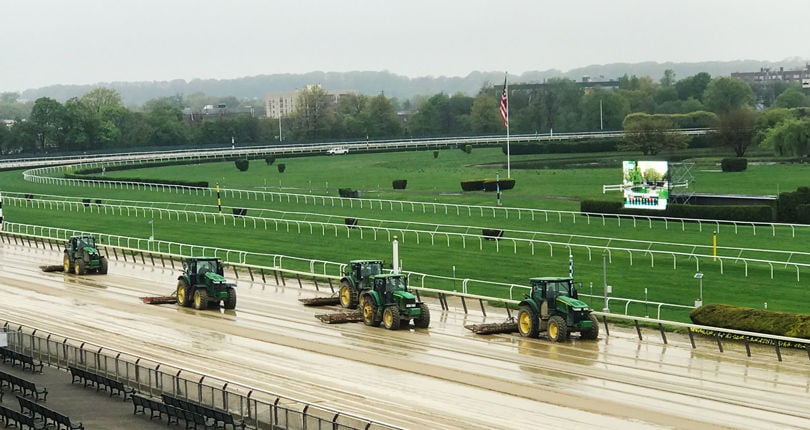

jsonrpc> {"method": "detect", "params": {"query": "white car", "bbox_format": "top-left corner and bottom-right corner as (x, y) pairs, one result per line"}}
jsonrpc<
(326, 147), (349, 155)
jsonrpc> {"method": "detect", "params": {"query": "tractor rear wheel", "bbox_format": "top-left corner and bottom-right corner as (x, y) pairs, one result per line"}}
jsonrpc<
(339, 281), (356, 309)
(413, 303), (430, 328)
(580, 313), (600, 340)
(63, 254), (72, 273)
(193, 289), (208, 310)
(547, 315), (568, 342)
(517, 306), (539, 338)
(224, 287), (237, 310)
(176, 279), (192, 307)
(74, 259), (86, 275)
(362, 298), (380, 327)
(383, 306), (400, 330)
(98, 257), (108, 275)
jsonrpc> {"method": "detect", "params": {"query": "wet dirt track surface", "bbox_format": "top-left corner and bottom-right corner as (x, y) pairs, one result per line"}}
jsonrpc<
(2, 242), (810, 430)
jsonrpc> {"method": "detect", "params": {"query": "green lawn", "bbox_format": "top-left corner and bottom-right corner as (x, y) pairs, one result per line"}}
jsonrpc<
(2, 147), (808, 322)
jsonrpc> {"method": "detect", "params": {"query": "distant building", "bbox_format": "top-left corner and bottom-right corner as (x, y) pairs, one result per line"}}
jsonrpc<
(731, 65), (810, 84)
(264, 85), (358, 119)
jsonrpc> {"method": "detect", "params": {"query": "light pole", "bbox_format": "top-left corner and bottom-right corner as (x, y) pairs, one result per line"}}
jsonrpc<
(694, 272), (703, 307)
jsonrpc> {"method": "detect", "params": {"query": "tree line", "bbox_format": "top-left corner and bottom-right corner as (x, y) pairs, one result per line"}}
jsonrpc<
(1, 70), (809, 158)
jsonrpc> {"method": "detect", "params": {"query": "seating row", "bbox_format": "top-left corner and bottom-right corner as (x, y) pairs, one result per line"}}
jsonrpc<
(0, 348), (44, 373)
(0, 370), (48, 401)
(0, 402), (42, 429)
(68, 366), (136, 400)
(17, 394), (83, 430)
(162, 393), (246, 429)
(131, 393), (213, 429)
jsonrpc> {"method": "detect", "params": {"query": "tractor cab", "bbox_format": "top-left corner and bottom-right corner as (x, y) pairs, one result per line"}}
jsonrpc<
(183, 258), (225, 284)
(529, 277), (578, 304)
(374, 274), (408, 301)
(70, 236), (97, 252)
(177, 257), (236, 310)
(349, 260), (383, 289)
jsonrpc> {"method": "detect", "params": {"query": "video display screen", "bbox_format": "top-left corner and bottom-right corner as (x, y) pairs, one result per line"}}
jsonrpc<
(622, 161), (668, 210)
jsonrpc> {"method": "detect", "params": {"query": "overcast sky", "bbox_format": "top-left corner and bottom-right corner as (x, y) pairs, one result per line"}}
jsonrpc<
(3, 0), (809, 93)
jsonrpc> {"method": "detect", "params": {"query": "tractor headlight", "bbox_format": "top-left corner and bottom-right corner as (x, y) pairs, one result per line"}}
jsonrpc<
(405, 304), (417, 308)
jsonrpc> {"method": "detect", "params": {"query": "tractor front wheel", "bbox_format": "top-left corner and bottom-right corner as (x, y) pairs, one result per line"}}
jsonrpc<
(74, 259), (86, 275)
(98, 257), (108, 275)
(517, 306), (539, 338)
(383, 306), (400, 330)
(193, 289), (208, 310)
(339, 281), (356, 309)
(224, 287), (237, 310)
(63, 254), (72, 273)
(547, 315), (568, 342)
(580, 313), (600, 340)
(176, 280), (192, 307)
(413, 303), (430, 328)
(362, 298), (380, 327)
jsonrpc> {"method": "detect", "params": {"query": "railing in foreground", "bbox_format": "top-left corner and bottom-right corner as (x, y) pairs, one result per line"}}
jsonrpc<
(1, 323), (402, 430)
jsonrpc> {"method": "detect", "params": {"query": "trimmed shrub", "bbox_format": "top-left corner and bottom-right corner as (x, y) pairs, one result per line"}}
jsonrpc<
(504, 139), (619, 155)
(580, 200), (774, 222)
(461, 179), (485, 192)
(433, 150), (439, 158)
(392, 179), (407, 190)
(82, 198), (91, 207)
(344, 217), (358, 228)
(462, 144), (472, 154)
(277, 163), (286, 173)
(690, 304), (810, 338)
(232, 208), (248, 217)
(482, 178), (516, 192)
(338, 188), (360, 198)
(798, 204), (810, 224)
(235, 159), (249, 171)
(777, 187), (810, 223)
(720, 158), (747, 172)
(265, 156), (275, 165)
(482, 229), (504, 240)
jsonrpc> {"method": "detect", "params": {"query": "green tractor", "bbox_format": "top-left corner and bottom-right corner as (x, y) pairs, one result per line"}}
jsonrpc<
(360, 274), (430, 330)
(176, 258), (237, 310)
(517, 277), (598, 342)
(63, 235), (108, 275)
(339, 259), (384, 309)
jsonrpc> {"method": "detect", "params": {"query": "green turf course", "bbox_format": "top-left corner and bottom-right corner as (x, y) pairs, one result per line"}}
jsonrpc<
(2, 147), (809, 322)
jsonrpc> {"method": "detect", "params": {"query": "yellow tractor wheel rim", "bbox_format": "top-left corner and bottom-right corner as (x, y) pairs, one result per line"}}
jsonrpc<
(549, 322), (558, 339)
(363, 302), (373, 321)
(194, 292), (203, 308)
(519, 312), (531, 334)
(383, 309), (393, 327)
(63, 256), (70, 272)
(177, 286), (185, 303)
(340, 287), (350, 305)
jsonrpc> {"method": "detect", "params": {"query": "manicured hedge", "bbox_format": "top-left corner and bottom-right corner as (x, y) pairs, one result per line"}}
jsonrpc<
(338, 188), (359, 198)
(720, 158), (747, 172)
(235, 159), (249, 171)
(690, 304), (810, 338)
(461, 178), (515, 192)
(580, 200), (774, 222)
(777, 187), (810, 223)
(392, 179), (407, 190)
(277, 163), (286, 173)
(65, 172), (208, 188)
(503, 139), (619, 155)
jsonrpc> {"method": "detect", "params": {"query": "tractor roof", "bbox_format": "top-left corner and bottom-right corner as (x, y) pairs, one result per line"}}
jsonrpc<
(186, 257), (221, 262)
(375, 273), (406, 278)
(350, 259), (383, 264)
(529, 277), (572, 282)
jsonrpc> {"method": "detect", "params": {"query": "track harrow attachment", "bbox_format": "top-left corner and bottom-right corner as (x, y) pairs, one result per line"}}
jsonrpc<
(298, 296), (341, 306)
(315, 311), (363, 324)
(464, 319), (518, 335)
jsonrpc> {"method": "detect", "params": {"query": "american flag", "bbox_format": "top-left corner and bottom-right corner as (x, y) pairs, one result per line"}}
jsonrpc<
(499, 75), (508, 128)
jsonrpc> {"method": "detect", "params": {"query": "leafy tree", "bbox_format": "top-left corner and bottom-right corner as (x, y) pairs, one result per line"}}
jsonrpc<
(617, 75), (657, 113)
(365, 94), (401, 138)
(760, 118), (810, 157)
(145, 98), (188, 146)
(660, 69), (676, 87)
(580, 89), (629, 131)
(713, 106), (757, 156)
(619, 114), (689, 155)
(469, 93), (501, 134)
(0, 92), (31, 119)
(538, 78), (583, 132)
(0, 122), (10, 154)
(772, 85), (809, 109)
(80, 88), (122, 112)
(29, 97), (66, 151)
(703, 77), (754, 113)
(290, 85), (335, 139)
(674, 72), (711, 101)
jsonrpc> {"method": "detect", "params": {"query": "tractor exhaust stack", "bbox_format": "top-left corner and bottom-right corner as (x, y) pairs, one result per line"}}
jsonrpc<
(392, 236), (400, 274)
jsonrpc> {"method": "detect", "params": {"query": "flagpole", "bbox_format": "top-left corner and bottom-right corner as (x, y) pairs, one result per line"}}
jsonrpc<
(506, 74), (511, 178)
